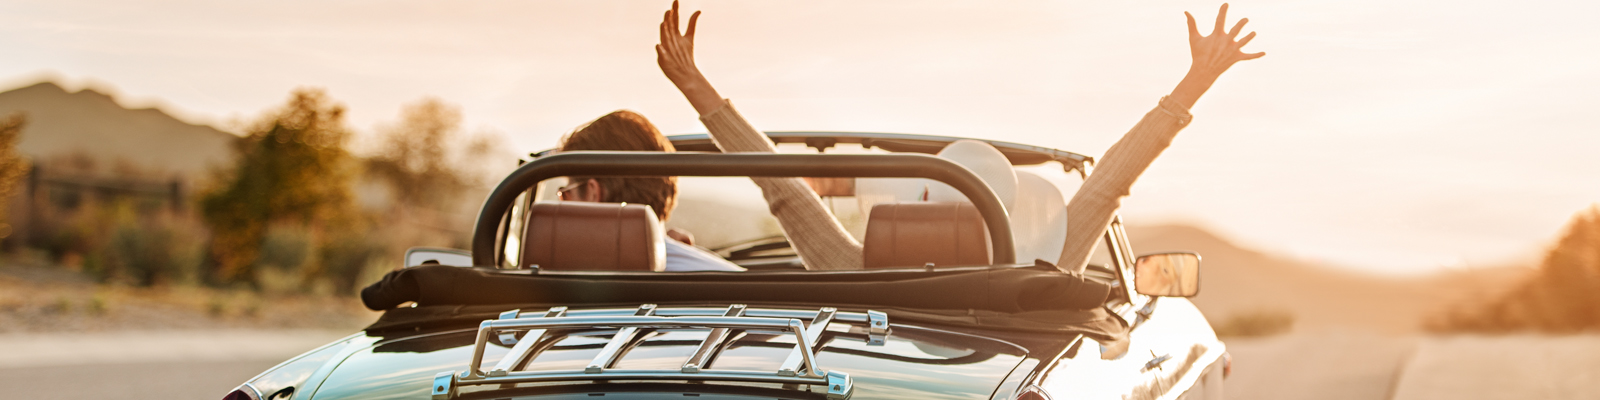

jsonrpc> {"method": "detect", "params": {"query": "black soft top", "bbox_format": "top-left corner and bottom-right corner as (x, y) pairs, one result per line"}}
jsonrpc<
(360, 262), (1125, 341)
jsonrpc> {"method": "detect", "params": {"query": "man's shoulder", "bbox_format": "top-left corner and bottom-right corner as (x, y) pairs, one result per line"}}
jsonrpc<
(664, 239), (746, 272)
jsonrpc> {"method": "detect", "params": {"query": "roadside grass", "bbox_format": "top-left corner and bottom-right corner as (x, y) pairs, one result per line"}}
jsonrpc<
(0, 257), (376, 333)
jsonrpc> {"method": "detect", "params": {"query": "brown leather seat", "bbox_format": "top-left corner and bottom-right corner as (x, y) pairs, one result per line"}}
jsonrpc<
(862, 202), (992, 269)
(520, 201), (665, 271)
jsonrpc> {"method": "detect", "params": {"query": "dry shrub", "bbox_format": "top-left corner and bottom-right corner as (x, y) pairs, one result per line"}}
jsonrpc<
(30, 198), (205, 286)
(1431, 205), (1600, 333)
(97, 209), (205, 286)
(1212, 309), (1296, 338)
(0, 114), (29, 240)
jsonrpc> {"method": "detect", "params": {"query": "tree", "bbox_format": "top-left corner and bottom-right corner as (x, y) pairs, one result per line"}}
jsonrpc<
(1433, 205), (1600, 332)
(0, 114), (30, 241)
(199, 89), (357, 286)
(366, 97), (497, 212)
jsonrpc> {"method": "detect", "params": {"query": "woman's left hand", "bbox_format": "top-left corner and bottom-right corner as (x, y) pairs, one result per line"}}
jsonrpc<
(1185, 3), (1264, 81)
(1169, 3), (1264, 109)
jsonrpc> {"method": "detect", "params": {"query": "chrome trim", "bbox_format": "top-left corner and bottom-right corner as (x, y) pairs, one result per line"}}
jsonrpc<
(489, 306), (568, 377)
(1142, 352), (1174, 372)
(585, 304), (658, 373)
(235, 383), (264, 400)
(496, 309), (521, 344)
(826, 370), (854, 398)
(778, 307), (836, 377)
(440, 304), (861, 400)
(430, 371), (454, 400)
(682, 304), (747, 373)
(455, 369), (834, 387)
(867, 310), (890, 346)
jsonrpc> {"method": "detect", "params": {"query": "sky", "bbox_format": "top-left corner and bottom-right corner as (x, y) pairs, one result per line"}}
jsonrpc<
(0, 0), (1596, 275)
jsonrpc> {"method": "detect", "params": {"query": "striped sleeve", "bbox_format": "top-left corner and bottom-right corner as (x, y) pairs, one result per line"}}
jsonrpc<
(699, 100), (866, 270)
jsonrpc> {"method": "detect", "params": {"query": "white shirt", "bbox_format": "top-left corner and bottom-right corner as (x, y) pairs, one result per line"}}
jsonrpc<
(664, 239), (746, 272)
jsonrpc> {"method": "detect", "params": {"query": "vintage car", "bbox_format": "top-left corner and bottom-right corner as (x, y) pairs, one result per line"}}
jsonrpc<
(224, 132), (1227, 400)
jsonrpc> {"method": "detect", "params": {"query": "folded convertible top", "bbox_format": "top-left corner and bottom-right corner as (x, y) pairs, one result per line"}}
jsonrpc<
(362, 263), (1111, 313)
(359, 262), (1121, 337)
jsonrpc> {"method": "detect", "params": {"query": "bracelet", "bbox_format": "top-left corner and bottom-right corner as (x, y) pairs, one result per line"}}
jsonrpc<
(1156, 96), (1194, 125)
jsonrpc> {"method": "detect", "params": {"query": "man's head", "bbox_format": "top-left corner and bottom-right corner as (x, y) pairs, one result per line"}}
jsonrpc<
(557, 110), (677, 221)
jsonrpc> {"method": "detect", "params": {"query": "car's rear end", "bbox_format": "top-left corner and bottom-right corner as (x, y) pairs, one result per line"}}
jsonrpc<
(232, 300), (1099, 400)
(225, 133), (1227, 400)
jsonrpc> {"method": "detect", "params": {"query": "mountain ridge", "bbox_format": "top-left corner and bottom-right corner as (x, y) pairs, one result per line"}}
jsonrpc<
(1127, 223), (1530, 333)
(0, 80), (238, 182)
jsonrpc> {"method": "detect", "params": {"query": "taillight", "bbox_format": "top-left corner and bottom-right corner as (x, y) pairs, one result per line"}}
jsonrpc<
(222, 385), (261, 400)
(1015, 385), (1053, 400)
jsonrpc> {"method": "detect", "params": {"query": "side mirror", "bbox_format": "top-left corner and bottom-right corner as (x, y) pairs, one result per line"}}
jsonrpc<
(1133, 252), (1201, 297)
(405, 247), (473, 268)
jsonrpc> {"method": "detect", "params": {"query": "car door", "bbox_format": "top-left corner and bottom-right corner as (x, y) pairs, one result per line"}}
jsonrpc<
(1032, 221), (1226, 400)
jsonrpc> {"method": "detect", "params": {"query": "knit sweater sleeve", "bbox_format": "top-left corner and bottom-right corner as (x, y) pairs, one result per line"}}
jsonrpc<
(699, 100), (865, 270)
(1057, 96), (1194, 273)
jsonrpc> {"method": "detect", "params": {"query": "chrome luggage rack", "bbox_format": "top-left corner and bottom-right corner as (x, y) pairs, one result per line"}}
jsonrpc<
(432, 304), (890, 400)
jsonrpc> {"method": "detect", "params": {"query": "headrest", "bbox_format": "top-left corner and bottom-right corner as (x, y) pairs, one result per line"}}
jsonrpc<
(863, 202), (992, 269)
(520, 201), (665, 271)
(927, 139), (1018, 210)
(1010, 170), (1067, 263)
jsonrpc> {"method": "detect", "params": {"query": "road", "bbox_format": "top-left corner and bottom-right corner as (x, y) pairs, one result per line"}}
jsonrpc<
(1222, 331), (1417, 400)
(5, 330), (1599, 399)
(2, 359), (283, 399)
(0, 330), (348, 399)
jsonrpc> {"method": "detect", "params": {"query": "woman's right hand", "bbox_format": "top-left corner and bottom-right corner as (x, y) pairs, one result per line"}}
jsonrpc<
(656, 0), (724, 116)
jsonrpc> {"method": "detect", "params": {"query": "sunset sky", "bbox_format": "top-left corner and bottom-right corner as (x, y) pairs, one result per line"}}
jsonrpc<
(0, 0), (1595, 274)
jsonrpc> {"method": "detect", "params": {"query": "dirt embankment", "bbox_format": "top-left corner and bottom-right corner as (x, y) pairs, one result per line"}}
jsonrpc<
(0, 261), (376, 334)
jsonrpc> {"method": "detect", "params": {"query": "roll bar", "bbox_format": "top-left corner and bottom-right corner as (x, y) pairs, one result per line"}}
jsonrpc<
(471, 152), (1015, 267)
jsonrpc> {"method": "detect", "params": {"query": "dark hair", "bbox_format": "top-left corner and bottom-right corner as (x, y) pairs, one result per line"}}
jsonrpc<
(558, 110), (677, 221)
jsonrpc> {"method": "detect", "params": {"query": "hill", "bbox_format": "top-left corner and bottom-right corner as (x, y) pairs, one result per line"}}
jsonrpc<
(0, 81), (237, 181)
(1126, 224), (1531, 333)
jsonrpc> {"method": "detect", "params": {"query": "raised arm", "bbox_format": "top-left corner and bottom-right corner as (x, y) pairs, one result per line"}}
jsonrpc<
(1056, 4), (1264, 273)
(1171, 3), (1265, 108)
(655, 1), (865, 270)
(655, 2), (722, 115)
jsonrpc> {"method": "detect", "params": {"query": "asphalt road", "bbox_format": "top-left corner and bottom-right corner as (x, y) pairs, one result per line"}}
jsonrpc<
(1389, 335), (1600, 400)
(5, 330), (1598, 400)
(1, 359), (281, 399)
(0, 330), (348, 400)
(1222, 331), (1418, 400)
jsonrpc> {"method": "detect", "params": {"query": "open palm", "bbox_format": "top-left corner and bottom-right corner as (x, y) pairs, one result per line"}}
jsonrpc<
(1185, 3), (1264, 79)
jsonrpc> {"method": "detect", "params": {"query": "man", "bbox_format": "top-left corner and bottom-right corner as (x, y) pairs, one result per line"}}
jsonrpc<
(554, 109), (744, 272)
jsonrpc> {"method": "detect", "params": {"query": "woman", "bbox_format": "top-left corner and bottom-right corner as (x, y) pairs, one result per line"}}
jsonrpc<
(653, 1), (1263, 273)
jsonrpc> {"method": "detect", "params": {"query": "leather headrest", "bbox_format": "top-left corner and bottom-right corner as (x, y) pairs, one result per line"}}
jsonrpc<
(863, 202), (992, 269)
(520, 201), (665, 271)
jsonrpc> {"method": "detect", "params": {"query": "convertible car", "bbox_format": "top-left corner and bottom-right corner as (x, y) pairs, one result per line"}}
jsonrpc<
(224, 132), (1227, 400)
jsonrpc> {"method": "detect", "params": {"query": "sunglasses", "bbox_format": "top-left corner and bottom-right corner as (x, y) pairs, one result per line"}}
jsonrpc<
(557, 179), (590, 200)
